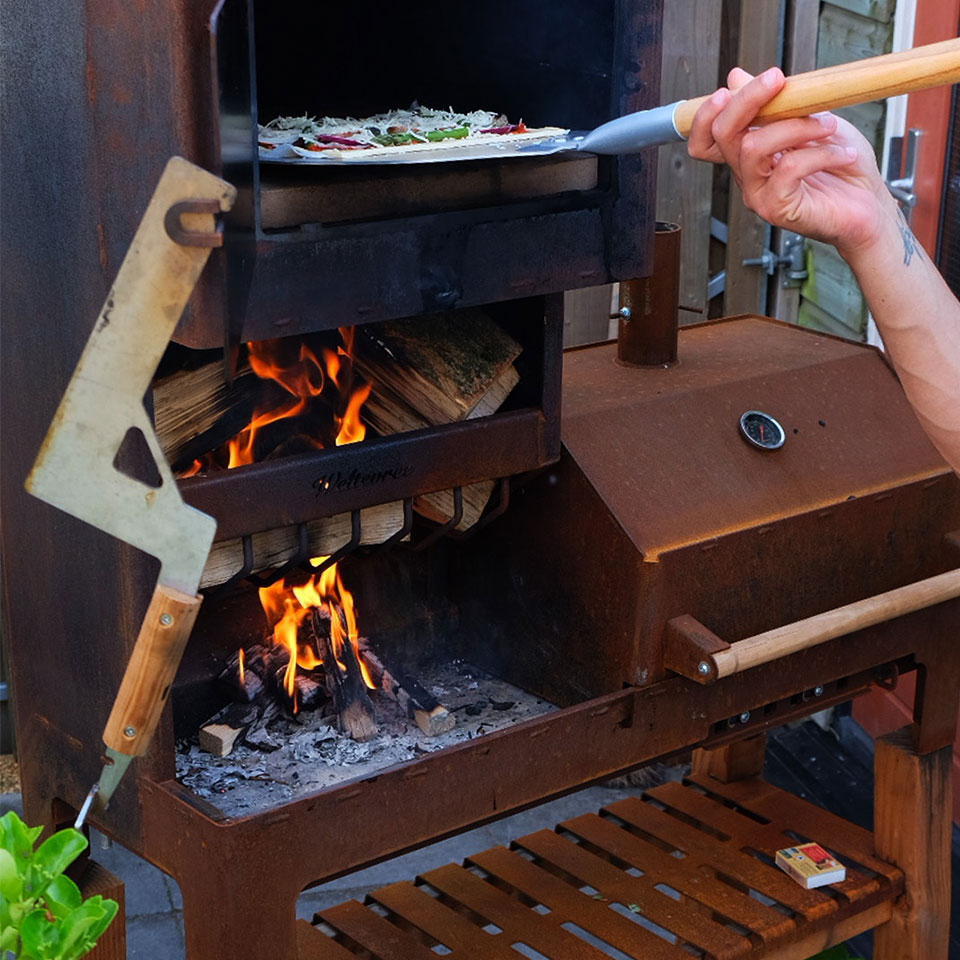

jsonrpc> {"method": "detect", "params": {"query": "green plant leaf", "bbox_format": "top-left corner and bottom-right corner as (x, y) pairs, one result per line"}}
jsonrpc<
(82, 895), (118, 942)
(0, 811), (42, 864)
(58, 898), (118, 960)
(0, 848), (23, 901)
(0, 923), (19, 953)
(19, 906), (63, 959)
(27, 830), (87, 891)
(44, 874), (83, 919)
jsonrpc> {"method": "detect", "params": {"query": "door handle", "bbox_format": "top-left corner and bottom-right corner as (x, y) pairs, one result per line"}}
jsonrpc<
(886, 127), (922, 220)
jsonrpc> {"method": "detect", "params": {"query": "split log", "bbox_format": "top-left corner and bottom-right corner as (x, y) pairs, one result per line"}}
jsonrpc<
(312, 610), (378, 741)
(353, 310), (522, 427)
(199, 723), (244, 758)
(352, 311), (520, 530)
(199, 501), (407, 589)
(359, 645), (455, 737)
(153, 360), (288, 472)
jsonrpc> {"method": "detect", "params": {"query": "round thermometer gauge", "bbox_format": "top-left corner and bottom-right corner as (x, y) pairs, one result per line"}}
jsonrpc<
(739, 410), (785, 450)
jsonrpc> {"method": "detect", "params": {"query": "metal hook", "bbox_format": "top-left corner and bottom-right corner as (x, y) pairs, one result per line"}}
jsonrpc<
(246, 523), (310, 587)
(408, 487), (463, 552)
(449, 478), (510, 540)
(164, 198), (224, 248)
(309, 510), (363, 576)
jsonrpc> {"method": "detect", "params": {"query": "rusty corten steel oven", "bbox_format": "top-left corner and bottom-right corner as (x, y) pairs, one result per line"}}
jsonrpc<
(4, 1), (960, 959)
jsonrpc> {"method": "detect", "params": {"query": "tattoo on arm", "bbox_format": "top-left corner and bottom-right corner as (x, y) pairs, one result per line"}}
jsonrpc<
(897, 207), (922, 266)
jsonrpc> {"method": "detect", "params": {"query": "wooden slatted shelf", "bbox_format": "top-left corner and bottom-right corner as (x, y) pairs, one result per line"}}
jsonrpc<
(298, 776), (903, 959)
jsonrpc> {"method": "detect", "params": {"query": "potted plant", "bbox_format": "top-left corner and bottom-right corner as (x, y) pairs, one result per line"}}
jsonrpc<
(0, 811), (117, 959)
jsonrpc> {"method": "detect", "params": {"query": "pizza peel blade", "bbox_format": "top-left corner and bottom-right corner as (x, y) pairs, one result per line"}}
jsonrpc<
(25, 157), (236, 827)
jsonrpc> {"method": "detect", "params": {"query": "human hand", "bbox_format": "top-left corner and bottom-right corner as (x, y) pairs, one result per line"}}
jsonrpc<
(688, 67), (898, 259)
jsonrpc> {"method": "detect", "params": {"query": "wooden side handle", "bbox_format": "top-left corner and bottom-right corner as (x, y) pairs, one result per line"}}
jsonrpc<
(102, 583), (202, 756)
(711, 567), (960, 680)
(673, 37), (960, 137)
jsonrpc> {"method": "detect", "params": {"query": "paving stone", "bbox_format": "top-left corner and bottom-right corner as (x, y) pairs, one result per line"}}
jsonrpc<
(90, 832), (177, 917)
(125, 911), (185, 960)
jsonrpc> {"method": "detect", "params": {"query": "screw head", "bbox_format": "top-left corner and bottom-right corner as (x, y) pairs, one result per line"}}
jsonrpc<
(697, 661), (710, 677)
(619, 306), (632, 322)
(159, 613), (173, 627)
(739, 711), (751, 724)
(813, 685), (824, 697)
(123, 725), (136, 738)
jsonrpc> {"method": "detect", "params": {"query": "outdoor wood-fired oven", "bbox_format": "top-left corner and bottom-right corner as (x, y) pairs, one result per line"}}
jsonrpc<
(5, 2), (960, 959)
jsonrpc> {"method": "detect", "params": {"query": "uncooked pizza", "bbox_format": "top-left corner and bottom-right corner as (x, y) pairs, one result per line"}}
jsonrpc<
(257, 105), (567, 161)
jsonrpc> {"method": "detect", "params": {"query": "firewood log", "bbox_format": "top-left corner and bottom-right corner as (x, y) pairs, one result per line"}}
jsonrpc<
(358, 644), (454, 737)
(153, 360), (287, 472)
(199, 501), (407, 589)
(353, 310), (522, 426)
(312, 610), (377, 741)
(199, 723), (244, 758)
(352, 311), (520, 530)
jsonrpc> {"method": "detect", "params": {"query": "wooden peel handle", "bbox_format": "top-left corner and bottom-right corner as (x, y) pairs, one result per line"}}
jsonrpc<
(674, 37), (960, 137)
(102, 583), (202, 756)
(712, 567), (960, 680)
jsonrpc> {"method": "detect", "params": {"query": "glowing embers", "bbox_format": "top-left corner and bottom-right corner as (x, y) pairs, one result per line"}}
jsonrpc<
(174, 328), (369, 478)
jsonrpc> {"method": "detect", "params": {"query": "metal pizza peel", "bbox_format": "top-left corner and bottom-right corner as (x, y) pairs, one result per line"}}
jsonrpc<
(25, 157), (236, 827)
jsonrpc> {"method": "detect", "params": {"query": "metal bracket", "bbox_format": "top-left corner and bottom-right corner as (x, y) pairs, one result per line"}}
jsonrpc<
(741, 231), (807, 286)
(886, 128), (922, 222)
(164, 199), (224, 248)
(662, 614), (731, 685)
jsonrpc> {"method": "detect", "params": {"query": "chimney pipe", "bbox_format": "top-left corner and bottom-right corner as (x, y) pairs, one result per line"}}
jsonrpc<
(617, 221), (681, 367)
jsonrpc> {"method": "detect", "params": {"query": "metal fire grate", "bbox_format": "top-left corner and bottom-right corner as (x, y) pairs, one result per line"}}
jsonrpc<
(301, 776), (902, 959)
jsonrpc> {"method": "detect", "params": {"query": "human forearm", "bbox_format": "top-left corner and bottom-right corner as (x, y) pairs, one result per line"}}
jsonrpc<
(840, 197), (960, 474)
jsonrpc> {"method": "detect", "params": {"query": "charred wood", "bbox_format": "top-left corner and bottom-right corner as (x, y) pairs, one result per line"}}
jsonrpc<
(312, 609), (377, 741)
(358, 644), (455, 737)
(218, 648), (266, 703)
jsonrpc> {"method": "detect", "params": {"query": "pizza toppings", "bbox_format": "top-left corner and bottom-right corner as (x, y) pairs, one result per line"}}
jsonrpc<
(259, 105), (564, 160)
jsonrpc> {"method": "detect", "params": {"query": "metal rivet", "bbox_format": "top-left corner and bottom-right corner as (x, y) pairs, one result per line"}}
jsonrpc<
(739, 711), (751, 724)
(159, 613), (173, 626)
(123, 726), (136, 738)
(813, 685), (824, 697)
(697, 661), (710, 676)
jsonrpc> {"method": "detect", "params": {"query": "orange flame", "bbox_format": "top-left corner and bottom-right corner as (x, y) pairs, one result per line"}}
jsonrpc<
(257, 559), (374, 711)
(178, 330), (370, 477)
(238, 648), (245, 685)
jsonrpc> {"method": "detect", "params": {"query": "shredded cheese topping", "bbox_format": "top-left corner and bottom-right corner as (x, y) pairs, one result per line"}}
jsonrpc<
(259, 104), (514, 149)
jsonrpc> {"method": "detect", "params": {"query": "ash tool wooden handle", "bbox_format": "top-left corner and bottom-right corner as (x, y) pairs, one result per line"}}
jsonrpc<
(102, 583), (203, 756)
(711, 566), (960, 680)
(673, 37), (960, 137)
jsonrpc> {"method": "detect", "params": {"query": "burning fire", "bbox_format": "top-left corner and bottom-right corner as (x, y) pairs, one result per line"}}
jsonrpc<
(257, 559), (374, 711)
(181, 328), (370, 476)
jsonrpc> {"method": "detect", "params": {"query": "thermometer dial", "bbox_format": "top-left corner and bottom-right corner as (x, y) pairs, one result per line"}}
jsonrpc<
(739, 410), (785, 450)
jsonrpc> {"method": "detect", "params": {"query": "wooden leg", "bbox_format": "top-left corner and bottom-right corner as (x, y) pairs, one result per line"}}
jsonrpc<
(78, 860), (126, 960)
(873, 727), (952, 960)
(691, 733), (766, 783)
